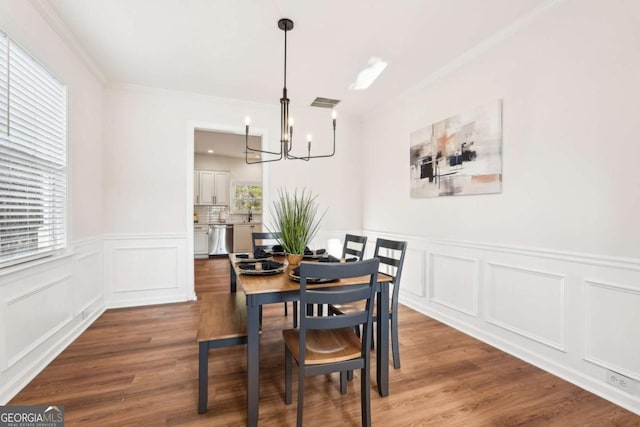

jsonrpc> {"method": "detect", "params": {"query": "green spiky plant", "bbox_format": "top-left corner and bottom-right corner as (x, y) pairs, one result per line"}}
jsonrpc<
(269, 188), (326, 255)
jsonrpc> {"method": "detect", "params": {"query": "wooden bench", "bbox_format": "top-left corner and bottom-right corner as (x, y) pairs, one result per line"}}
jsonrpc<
(197, 292), (248, 414)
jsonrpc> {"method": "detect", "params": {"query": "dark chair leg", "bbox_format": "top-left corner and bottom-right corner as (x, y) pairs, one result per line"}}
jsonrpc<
(370, 323), (375, 349)
(259, 305), (263, 326)
(297, 367), (305, 427)
(361, 367), (371, 427)
(347, 370), (353, 381)
(284, 302), (288, 316)
(391, 313), (400, 369)
(285, 345), (292, 404)
(340, 371), (347, 394)
(293, 302), (298, 328)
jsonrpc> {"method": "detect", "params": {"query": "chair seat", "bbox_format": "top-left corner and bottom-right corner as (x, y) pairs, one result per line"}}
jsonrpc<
(282, 328), (362, 365)
(329, 301), (392, 318)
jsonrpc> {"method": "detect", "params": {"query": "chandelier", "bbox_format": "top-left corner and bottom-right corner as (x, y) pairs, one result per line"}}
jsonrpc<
(244, 18), (337, 164)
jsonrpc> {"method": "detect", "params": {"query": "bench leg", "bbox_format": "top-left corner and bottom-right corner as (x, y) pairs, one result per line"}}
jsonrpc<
(198, 341), (209, 413)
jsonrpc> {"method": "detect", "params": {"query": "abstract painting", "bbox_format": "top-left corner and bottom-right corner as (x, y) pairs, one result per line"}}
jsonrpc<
(410, 99), (502, 198)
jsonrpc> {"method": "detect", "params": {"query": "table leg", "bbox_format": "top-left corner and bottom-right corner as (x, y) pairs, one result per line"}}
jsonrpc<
(376, 283), (389, 396)
(230, 258), (237, 293)
(198, 342), (208, 413)
(247, 297), (260, 426)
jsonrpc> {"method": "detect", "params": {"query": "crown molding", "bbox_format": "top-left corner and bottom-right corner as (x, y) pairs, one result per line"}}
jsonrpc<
(29, 0), (107, 85)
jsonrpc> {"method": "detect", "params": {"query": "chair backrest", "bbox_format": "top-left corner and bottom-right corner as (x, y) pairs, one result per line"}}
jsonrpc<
(252, 231), (282, 251)
(298, 259), (380, 364)
(373, 238), (407, 311)
(342, 234), (368, 260)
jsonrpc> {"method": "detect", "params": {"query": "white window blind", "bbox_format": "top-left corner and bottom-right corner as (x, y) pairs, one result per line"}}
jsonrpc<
(0, 31), (67, 268)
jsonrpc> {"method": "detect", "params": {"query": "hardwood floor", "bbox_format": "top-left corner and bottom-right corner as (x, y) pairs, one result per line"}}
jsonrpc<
(10, 257), (639, 426)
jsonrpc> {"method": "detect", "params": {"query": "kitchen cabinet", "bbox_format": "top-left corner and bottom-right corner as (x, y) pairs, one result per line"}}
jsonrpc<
(195, 170), (229, 205)
(213, 171), (229, 204)
(194, 224), (209, 256)
(233, 223), (262, 253)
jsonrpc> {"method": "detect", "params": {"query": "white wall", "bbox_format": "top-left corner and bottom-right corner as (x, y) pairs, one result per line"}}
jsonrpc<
(103, 85), (363, 306)
(361, 0), (640, 414)
(0, 0), (105, 404)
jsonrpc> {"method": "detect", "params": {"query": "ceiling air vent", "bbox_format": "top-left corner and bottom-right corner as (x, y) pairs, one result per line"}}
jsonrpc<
(310, 97), (341, 108)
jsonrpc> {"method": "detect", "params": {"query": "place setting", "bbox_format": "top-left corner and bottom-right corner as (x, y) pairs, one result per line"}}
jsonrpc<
(235, 247), (274, 263)
(238, 260), (286, 275)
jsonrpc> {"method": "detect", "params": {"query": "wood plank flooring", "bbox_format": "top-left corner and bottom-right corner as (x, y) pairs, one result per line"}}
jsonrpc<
(10, 257), (639, 426)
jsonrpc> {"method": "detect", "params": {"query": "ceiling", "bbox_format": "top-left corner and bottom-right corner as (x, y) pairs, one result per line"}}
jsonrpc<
(43, 0), (548, 117)
(195, 130), (261, 159)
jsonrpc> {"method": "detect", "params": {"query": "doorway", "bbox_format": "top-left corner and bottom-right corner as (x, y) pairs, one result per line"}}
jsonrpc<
(187, 122), (269, 298)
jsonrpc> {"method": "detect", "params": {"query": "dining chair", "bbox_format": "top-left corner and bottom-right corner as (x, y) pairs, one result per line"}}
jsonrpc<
(343, 233), (368, 260)
(283, 258), (380, 427)
(329, 238), (407, 369)
(315, 233), (369, 316)
(251, 232), (297, 322)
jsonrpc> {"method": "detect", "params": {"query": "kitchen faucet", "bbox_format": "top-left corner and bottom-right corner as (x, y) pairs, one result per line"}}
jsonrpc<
(248, 207), (252, 223)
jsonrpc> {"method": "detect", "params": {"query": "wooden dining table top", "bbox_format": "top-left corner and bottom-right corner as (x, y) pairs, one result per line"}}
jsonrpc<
(229, 253), (392, 295)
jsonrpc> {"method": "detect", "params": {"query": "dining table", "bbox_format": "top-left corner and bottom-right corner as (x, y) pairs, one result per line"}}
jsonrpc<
(228, 253), (392, 427)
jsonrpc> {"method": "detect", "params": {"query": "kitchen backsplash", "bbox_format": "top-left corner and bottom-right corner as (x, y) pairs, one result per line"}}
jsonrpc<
(194, 205), (262, 224)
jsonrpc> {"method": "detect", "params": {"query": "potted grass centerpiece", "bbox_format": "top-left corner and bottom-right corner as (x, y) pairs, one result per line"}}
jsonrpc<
(269, 188), (325, 266)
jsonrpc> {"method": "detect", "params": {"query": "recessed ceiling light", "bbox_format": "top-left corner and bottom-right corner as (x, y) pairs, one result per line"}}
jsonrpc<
(207, 149), (214, 154)
(349, 57), (388, 91)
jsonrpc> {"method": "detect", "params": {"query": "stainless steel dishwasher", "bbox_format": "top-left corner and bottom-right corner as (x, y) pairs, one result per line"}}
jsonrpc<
(208, 224), (233, 255)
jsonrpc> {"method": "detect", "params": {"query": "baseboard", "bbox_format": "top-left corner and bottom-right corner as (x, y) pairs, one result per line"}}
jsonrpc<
(0, 303), (106, 405)
(106, 294), (191, 309)
(399, 296), (640, 416)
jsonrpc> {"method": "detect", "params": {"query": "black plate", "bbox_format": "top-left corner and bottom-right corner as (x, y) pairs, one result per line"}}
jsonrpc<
(241, 268), (284, 276)
(288, 271), (337, 284)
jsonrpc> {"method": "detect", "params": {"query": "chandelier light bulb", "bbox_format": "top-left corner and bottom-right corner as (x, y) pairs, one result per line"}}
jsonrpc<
(245, 116), (251, 126)
(289, 117), (294, 126)
(331, 110), (337, 120)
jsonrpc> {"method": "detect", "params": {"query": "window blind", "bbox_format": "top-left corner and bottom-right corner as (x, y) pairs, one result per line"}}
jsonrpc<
(0, 31), (67, 267)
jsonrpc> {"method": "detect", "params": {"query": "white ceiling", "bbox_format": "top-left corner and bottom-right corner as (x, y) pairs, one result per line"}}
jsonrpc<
(44, 0), (548, 117)
(195, 130), (261, 159)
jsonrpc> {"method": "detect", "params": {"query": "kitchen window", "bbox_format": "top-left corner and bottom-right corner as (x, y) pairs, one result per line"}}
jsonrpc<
(0, 31), (67, 268)
(231, 182), (262, 213)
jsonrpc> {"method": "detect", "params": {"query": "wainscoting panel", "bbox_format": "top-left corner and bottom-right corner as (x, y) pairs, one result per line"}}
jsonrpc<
(4, 274), (73, 368)
(363, 229), (640, 415)
(104, 234), (188, 308)
(584, 280), (640, 381)
(401, 248), (426, 297)
(0, 237), (105, 404)
(113, 247), (178, 292)
(75, 248), (103, 316)
(486, 262), (566, 351)
(428, 253), (478, 316)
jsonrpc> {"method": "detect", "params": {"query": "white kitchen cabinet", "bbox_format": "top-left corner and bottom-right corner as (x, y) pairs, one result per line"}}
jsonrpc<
(194, 224), (209, 256)
(194, 170), (230, 205)
(214, 171), (229, 205)
(233, 223), (262, 253)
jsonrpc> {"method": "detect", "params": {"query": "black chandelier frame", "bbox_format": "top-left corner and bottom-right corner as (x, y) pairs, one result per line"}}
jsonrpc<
(245, 18), (336, 164)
